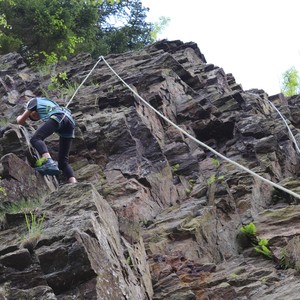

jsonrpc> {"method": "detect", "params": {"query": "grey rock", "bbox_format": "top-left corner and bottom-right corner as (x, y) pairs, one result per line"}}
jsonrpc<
(1, 40), (300, 299)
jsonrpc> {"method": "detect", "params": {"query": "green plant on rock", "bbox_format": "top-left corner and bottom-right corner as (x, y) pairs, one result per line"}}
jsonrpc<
(171, 163), (180, 172)
(255, 238), (272, 259)
(126, 255), (133, 268)
(211, 157), (221, 168)
(229, 273), (238, 280)
(0, 178), (7, 208)
(207, 157), (225, 186)
(0, 197), (41, 229)
(240, 222), (257, 237)
(207, 174), (225, 186)
(48, 71), (68, 91)
(61, 81), (79, 98)
(6, 199), (41, 214)
(24, 211), (46, 239)
(239, 223), (274, 261)
(279, 246), (300, 271)
(0, 117), (9, 127)
(0, 185), (6, 198)
(279, 247), (291, 270)
(0, 176), (6, 195)
(21, 211), (46, 251)
(34, 62), (55, 77)
(186, 178), (196, 194)
(295, 263), (300, 271)
(45, 71), (79, 101)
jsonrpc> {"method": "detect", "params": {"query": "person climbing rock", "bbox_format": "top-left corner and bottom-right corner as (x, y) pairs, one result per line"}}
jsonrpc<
(16, 97), (77, 183)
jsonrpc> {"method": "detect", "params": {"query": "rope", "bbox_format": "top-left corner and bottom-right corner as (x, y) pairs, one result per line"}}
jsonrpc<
(98, 56), (300, 200)
(18, 125), (38, 158)
(267, 100), (300, 154)
(65, 56), (103, 108)
(63, 54), (300, 200)
(18, 125), (60, 187)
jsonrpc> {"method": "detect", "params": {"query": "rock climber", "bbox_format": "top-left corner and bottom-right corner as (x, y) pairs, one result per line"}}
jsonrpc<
(16, 97), (77, 183)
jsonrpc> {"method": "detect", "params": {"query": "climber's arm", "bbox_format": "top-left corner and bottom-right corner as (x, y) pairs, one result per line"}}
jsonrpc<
(16, 110), (32, 125)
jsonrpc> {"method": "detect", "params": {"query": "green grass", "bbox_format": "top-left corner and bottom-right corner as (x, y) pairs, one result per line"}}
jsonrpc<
(24, 211), (46, 238)
(4, 199), (41, 214)
(0, 198), (41, 228)
(21, 211), (46, 251)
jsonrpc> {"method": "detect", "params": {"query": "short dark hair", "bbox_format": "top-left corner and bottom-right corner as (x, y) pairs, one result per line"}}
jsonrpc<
(26, 98), (37, 111)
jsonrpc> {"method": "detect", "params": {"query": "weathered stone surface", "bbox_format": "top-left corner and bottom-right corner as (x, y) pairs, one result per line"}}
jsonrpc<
(1, 40), (300, 299)
(0, 248), (32, 270)
(0, 152), (55, 205)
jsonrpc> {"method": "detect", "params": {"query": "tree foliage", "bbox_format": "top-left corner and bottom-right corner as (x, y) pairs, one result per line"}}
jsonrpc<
(150, 16), (170, 41)
(0, 0), (156, 64)
(281, 67), (300, 96)
(88, 0), (154, 56)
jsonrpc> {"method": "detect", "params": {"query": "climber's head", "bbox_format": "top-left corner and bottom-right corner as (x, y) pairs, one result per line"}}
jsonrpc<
(28, 111), (40, 121)
(25, 97), (40, 121)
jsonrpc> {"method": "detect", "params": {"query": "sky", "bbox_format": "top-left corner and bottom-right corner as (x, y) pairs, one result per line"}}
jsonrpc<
(141, 0), (300, 96)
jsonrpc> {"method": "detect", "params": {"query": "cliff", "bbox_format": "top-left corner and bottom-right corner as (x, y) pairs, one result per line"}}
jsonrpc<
(1, 40), (300, 299)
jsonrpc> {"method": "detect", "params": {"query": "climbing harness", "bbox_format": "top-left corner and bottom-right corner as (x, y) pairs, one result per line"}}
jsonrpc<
(47, 55), (300, 200)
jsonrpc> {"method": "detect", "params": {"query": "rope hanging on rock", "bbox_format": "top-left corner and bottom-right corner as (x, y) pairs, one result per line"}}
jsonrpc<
(66, 55), (300, 200)
(18, 125), (38, 159)
(267, 100), (300, 154)
(65, 56), (103, 108)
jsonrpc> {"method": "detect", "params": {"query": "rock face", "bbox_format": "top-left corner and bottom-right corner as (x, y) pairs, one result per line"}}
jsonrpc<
(1, 40), (300, 299)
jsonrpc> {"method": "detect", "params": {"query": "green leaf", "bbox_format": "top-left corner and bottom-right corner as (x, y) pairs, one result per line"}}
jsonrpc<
(211, 157), (220, 168)
(240, 222), (256, 236)
(255, 245), (272, 258)
(207, 175), (216, 185)
(258, 238), (269, 247)
(281, 67), (300, 96)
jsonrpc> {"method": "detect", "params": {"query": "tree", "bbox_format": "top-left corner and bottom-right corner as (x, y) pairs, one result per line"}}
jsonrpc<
(0, 9), (22, 53)
(281, 67), (300, 96)
(150, 16), (170, 41)
(0, 0), (104, 63)
(0, 0), (155, 64)
(92, 0), (154, 55)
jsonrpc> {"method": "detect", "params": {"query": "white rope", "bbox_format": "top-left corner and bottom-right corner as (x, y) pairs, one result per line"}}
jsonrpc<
(268, 100), (300, 154)
(18, 125), (38, 158)
(65, 56), (103, 108)
(63, 54), (300, 199)
(99, 55), (300, 200)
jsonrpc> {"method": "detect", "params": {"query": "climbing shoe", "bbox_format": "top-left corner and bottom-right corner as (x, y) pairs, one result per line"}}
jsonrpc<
(35, 158), (60, 176)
